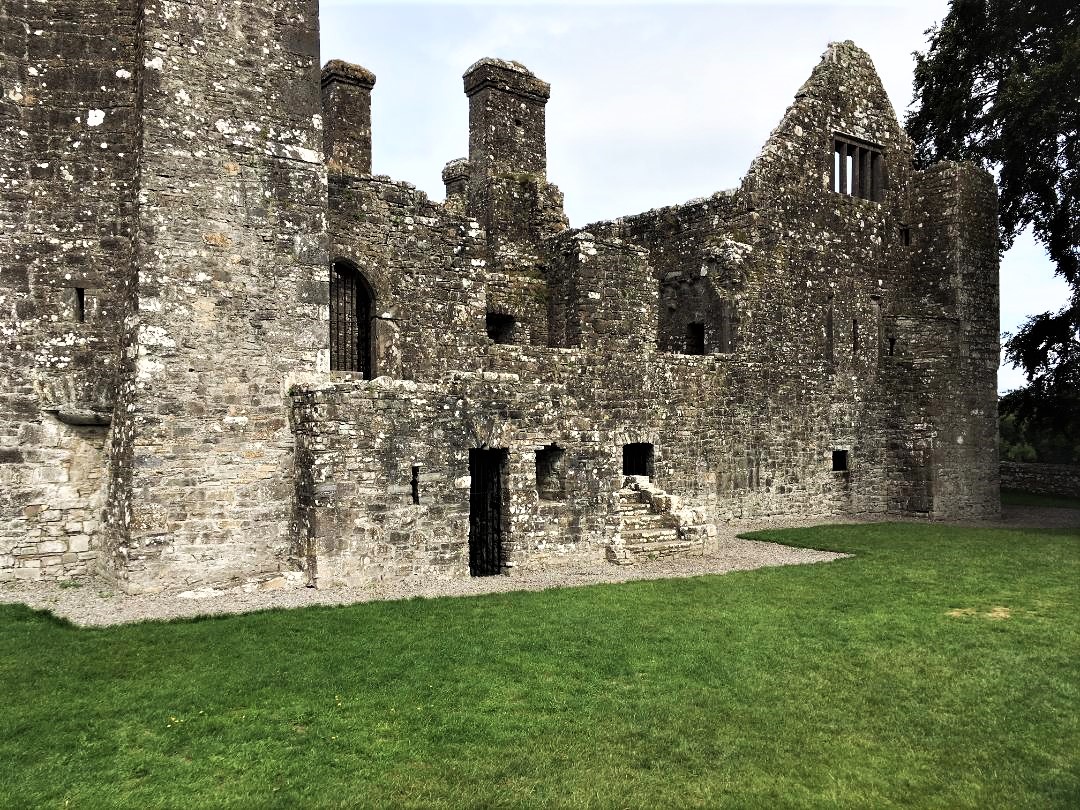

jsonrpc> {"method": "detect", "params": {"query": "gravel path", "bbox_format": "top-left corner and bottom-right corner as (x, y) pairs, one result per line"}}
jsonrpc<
(2, 508), (1075, 628)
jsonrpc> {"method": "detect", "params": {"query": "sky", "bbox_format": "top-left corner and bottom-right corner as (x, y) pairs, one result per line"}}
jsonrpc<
(319, 0), (1070, 393)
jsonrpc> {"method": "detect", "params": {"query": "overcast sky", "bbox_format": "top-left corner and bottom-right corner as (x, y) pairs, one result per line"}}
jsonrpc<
(320, 0), (1069, 393)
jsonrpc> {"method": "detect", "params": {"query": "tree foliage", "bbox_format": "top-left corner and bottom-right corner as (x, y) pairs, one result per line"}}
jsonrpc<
(906, 0), (1079, 454)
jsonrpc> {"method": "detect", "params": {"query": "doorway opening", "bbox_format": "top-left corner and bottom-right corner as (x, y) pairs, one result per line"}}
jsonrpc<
(469, 448), (508, 576)
(622, 443), (654, 479)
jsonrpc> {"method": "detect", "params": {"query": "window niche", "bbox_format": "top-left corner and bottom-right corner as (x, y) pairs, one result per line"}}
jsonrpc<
(685, 321), (706, 355)
(831, 134), (884, 202)
(535, 444), (566, 501)
(832, 449), (849, 472)
(486, 312), (516, 344)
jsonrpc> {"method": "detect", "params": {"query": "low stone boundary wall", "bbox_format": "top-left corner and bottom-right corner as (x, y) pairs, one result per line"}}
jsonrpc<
(1000, 462), (1080, 498)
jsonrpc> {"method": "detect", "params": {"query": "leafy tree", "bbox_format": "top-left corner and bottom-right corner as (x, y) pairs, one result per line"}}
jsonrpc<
(906, 0), (1079, 457)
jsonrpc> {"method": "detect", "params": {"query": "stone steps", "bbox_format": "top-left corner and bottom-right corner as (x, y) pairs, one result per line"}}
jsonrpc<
(614, 485), (699, 562)
(623, 538), (698, 557)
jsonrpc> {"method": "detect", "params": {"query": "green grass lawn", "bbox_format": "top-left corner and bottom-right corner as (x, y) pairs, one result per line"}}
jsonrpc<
(2, 523), (1078, 809)
(1001, 488), (1080, 510)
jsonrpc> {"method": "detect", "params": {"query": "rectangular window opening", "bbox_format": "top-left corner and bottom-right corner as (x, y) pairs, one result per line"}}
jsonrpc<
(535, 444), (566, 501)
(832, 135), (883, 202)
(411, 465), (421, 505)
(852, 317), (859, 353)
(888, 336), (896, 357)
(899, 225), (911, 246)
(74, 287), (85, 323)
(685, 321), (705, 355)
(832, 449), (849, 472)
(486, 312), (516, 344)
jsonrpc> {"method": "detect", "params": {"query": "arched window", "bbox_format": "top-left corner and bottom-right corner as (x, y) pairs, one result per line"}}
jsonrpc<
(330, 260), (373, 378)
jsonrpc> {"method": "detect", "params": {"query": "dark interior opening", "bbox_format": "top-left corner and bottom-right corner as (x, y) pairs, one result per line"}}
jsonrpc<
(330, 260), (373, 378)
(74, 288), (85, 323)
(486, 313), (516, 344)
(411, 465), (421, 505)
(622, 443), (654, 478)
(832, 449), (849, 472)
(685, 321), (705, 355)
(469, 448), (508, 577)
(899, 226), (911, 246)
(852, 318), (859, 353)
(535, 444), (566, 501)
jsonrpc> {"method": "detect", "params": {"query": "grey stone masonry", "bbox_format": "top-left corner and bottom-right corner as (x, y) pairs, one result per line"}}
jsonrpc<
(0, 9), (1000, 592)
(1001, 463), (1080, 499)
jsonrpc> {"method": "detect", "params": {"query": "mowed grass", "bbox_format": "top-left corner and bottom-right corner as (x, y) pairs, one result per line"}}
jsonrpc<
(2, 524), (1078, 809)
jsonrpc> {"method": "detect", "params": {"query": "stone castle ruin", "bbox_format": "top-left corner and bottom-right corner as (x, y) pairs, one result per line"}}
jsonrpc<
(1, 2), (999, 593)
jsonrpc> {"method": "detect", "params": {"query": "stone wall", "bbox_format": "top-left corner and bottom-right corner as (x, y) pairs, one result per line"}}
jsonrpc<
(1000, 463), (1080, 498)
(102, 0), (329, 593)
(1, 18), (1002, 590)
(290, 41), (1000, 582)
(0, 0), (139, 581)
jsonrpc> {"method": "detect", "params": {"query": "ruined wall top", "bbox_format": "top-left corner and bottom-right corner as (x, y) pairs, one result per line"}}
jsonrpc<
(463, 58), (550, 101)
(322, 59), (376, 90)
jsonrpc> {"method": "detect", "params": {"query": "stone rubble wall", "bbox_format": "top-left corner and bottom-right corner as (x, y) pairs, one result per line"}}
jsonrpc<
(0, 0), (140, 582)
(289, 41), (1002, 584)
(1000, 462), (1080, 498)
(103, 0), (329, 593)
(1, 18), (1003, 590)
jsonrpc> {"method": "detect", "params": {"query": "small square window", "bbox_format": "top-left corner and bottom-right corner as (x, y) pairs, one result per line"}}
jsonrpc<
(832, 450), (849, 472)
(486, 312), (516, 344)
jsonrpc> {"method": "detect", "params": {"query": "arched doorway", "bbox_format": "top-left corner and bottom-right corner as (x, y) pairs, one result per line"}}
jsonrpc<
(329, 260), (373, 378)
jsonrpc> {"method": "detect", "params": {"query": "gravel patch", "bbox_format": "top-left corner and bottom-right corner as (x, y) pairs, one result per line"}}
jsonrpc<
(2, 508), (1074, 628)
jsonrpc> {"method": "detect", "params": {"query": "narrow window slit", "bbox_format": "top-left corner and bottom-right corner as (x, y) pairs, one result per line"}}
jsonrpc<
(74, 288), (85, 323)
(411, 465), (421, 505)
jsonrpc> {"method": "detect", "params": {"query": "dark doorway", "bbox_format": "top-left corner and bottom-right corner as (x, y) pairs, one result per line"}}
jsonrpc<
(469, 448), (508, 576)
(330, 260), (373, 378)
(622, 443), (654, 478)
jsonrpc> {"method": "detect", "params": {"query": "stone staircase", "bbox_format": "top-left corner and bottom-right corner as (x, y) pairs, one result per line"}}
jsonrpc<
(608, 476), (711, 564)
